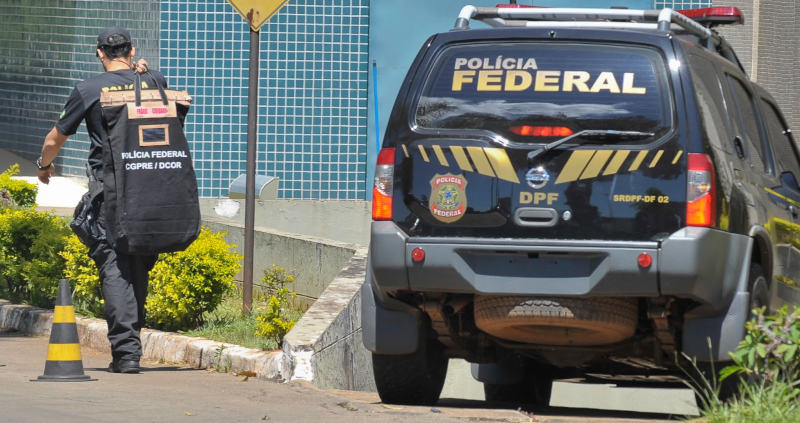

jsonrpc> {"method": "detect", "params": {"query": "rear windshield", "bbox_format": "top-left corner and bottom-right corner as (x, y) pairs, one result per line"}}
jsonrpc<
(414, 42), (672, 144)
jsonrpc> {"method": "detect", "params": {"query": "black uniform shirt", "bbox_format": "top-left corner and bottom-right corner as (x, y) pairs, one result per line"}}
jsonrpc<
(56, 69), (168, 171)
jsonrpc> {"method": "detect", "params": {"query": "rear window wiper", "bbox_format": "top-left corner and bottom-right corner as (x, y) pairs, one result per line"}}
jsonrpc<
(527, 130), (655, 161)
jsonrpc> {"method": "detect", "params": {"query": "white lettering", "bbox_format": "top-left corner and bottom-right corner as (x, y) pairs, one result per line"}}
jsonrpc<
(157, 161), (182, 169)
(125, 162), (153, 170)
(121, 151), (150, 160)
(467, 58), (483, 69)
(522, 58), (538, 70)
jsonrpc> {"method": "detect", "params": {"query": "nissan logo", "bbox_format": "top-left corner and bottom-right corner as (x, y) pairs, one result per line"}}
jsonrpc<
(525, 166), (550, 189)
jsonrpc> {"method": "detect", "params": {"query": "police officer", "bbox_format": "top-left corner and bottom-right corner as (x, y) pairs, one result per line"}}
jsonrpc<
(37, 27), (165, 373)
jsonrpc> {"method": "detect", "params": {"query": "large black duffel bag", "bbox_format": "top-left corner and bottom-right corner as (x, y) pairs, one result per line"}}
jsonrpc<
(99, 74), (200, 255)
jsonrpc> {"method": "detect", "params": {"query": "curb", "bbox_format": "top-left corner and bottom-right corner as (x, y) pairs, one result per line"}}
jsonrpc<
(0, 299), (283, 379)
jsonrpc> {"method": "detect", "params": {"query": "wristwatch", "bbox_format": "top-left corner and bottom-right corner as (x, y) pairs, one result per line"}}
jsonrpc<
(36, 157), (52, 171)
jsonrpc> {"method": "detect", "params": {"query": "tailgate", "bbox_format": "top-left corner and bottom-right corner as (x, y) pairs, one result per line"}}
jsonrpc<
(394, 41), (686, 241)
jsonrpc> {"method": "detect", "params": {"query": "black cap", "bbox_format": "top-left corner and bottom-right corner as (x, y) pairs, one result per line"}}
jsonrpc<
(96, 26), (131, 48)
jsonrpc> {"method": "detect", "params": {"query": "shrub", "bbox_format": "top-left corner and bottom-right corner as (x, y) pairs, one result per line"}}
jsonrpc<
(145, 227), (242, 331)
(0, 164), (37, 209)
(255, 265), (297, 345)
(0, 208), (69, 307)
(684, 307), (800, 421)
(721, 306), (800, 384)
(59, 234), (104, 317)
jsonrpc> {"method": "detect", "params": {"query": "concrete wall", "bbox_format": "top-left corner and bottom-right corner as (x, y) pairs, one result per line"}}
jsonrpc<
(281, 252), (375, 391)
(201, 216), (361, 304)
(200, 198), (371, 246)
(715, 0), (800, 131)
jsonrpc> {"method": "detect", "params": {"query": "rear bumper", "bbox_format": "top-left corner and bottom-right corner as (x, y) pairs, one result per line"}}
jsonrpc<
(369, 222), (751, 311)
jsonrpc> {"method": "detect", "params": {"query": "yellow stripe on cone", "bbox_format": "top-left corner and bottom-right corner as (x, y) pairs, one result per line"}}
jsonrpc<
(53, 305), (76, 323)
(46, 343), (83, 361)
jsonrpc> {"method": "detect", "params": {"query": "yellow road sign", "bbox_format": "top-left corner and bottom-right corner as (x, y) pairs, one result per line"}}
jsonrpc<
(226, 0), (291, 32)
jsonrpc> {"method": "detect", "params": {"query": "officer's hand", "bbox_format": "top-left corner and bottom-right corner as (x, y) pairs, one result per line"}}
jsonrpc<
(134, 59), (149, 74)
(37, 164), (55, 184)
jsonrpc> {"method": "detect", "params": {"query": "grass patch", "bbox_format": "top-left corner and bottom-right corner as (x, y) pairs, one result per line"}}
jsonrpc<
(181, 286), (305, 351)
(692, 378), (800, 423)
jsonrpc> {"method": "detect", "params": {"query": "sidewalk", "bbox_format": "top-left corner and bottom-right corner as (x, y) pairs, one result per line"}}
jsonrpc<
(1, 147), (85, 214)
(0, 299), (284, 379)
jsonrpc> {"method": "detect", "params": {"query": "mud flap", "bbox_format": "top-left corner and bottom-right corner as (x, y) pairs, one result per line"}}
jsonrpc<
(471, 361), (524, 384)
(361, 276), (421, 355)
(682, 291), (749, 361)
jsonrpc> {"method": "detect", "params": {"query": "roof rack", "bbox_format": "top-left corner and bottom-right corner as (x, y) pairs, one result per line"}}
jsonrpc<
(453, 6), (719, 49)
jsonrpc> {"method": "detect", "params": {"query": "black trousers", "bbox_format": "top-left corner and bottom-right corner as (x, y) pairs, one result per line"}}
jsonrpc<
(89, 240), (157, 361)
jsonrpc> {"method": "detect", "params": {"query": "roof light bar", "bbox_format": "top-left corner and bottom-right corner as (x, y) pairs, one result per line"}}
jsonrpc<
(454, 6), (714, 44)
(496, 3), (538, 7)
(676, 7), (744, 26)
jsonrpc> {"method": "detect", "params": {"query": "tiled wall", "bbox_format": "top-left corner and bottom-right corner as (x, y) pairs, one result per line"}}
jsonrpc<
(0, 0), (160, 174)
(0, 0), (369, 200)
(160, 0), (370, 199)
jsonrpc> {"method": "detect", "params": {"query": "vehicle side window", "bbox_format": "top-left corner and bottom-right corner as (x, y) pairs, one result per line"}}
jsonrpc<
(686, 53), (731, 153)
(761, 99), (800, 182)
(726, 76), (767, 172)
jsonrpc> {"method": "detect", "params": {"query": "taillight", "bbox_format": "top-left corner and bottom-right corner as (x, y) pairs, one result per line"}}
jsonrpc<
(687, 153), (716, 227)
(510, 126), (573, 137)
(372, 148), (395, 221)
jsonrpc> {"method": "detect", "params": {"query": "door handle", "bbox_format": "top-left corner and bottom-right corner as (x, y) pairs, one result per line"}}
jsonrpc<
(513, 208), (558, 227)
(733, 136), (745, 159)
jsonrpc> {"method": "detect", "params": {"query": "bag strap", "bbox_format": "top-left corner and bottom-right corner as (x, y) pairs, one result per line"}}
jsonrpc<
(134, 72), (169, 107)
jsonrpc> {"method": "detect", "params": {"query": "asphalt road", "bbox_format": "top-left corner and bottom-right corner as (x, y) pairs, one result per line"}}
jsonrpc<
(0, 331), (685, 423)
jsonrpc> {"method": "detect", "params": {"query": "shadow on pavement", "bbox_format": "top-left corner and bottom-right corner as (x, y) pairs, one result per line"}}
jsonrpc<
(84, 365), (203, 373)
(440, 389), (689, 420)
(0, 330), (35, 338)
(438, 399), (685, 421)
(532, 405), (685, 421)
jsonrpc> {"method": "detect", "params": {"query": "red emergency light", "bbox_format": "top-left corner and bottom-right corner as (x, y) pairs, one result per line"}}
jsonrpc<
(496, 3), (538, 8)
(676, 7), (744, 26)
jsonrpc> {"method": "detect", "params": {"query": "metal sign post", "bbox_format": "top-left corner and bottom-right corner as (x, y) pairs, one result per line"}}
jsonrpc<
(242, 28), (259, 314)
(227, 0), (292, 314)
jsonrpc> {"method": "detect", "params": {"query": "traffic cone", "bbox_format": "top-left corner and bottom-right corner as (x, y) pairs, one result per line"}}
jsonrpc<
(32, 279), (95, 382)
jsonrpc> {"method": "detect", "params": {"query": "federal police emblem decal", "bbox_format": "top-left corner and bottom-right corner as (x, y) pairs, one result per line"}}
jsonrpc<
(525, 166), (550, 189)
(429, 173), (468, 223)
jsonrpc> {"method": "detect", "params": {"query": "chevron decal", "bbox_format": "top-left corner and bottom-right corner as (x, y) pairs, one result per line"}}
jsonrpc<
(407, 145), (683, 185)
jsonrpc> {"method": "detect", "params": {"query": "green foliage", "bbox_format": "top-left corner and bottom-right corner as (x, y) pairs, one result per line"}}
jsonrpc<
(255, 265), (297, 345)
(183, 287), (270, 350)
(0, 164), (37, 209)
(0, 208), (69, 307)
(683, 308), (800, 421)
(693, 376), (800, 423)
(145, 227), (242, 331)
(212, 343), (232, 373)
(721, 306), (800, 384)
(59, 234), (104, 317)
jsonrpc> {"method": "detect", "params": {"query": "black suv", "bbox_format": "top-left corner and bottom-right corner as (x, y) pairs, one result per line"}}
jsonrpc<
(362, 5), (800, 405)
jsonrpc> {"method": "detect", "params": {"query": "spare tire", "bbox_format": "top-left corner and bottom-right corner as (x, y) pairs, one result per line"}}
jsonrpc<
(474, 296), (638, 346)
